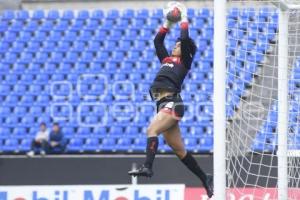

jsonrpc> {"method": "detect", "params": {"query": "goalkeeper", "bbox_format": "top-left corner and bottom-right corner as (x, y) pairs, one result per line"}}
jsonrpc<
(128, 3), (213, 198)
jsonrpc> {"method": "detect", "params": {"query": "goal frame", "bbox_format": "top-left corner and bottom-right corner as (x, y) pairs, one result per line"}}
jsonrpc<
(213, 0), (226, 199)
(213, 1), (300, 199)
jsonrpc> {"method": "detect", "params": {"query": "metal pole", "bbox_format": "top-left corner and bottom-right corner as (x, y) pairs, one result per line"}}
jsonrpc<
(278, 6), (289, 200)
(213, 0), (226, 199)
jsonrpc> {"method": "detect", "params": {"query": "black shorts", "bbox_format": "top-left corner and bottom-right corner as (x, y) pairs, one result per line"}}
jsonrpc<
(156, 94), (184, 120)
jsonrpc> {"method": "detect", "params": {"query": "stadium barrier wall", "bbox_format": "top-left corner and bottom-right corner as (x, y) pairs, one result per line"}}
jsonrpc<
(0, 155), (213, 186)
(0, 155), (277, 188)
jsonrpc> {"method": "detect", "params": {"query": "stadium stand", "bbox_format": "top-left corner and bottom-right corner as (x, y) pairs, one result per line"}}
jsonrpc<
(0, 8), (277, 154)
(252, 58), (300, 152)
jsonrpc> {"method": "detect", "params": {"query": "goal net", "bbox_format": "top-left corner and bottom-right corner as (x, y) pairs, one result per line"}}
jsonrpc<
(223, 0), (300, 199)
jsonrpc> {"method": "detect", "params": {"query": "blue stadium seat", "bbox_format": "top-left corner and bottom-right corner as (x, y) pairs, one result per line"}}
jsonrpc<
(122, 9), (134, 19)
(20, 74), (34, 83)
(12, 127), (27, 139)
(29, 106), (43, 116)
(147, 18), (159, 28)
(187, 8), (196, 17)
(199, 137), (213, 152)
(116, 18), (129, 28)
(87, 41), (101, 52)
(119, 40), (131, 51)
(102, 19), (114, 28)
(109, 126), (123, 135)
(93, 126), (107, 136)
(0, 42), (10, 53)
(152, 9), (163, 19)
(106, 9), (119, 19)
(14, 106), (27, 116)
(0, 107), (10, 116)
(184, 137), (198, 151)
(47, 10), (60, 20)
(62, 10), (74, 20)
(39, 21), (54, 32)
(139, 28), (152, 40)
(116, 138), (132, 151)
(125, 28), (139, 39)
(70, 20), (84, 31)
(100, 138), (116, 151)
(85, 19), (99, 30)
(11, 42), (25, 54)
(199, 8), (211, 18)
(21, 95), (34, 105)
(91, 10), (104, 20)
(2, 138), (18, 152)
(67, 138), (84, 152)
(26, 42), (41, 53)
(133, 137), (146, 151)
(3, 31), (17, 42)
(110, 31), (123, 41)
(0, 85), (11, 94)
(19, 139), (31, 152)
(78, 30), (93, 42)
(16, 10), (29, 21)
(2, 10), (15, 21)
(36, 95), (50, 105)
(83, 138), (99, 151)
(0, 127), (10, 140)
(5, 96), (18, 106)
(32, 10), (44, 20)
(5, 74), (18, 84)
(136, 9), (149, 19)
(77, 10), (89, 20)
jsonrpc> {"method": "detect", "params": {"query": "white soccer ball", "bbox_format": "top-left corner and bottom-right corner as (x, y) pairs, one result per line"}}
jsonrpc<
(163, 1), (183, 23)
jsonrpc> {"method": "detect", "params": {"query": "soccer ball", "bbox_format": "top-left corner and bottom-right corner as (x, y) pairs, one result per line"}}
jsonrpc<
(163, 1), (182, 23)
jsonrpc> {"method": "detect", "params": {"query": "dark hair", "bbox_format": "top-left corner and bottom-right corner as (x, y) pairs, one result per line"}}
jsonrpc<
(40, 122), (46, 127)
(53, 122), (59, 127)
(177, 37), (197, 57)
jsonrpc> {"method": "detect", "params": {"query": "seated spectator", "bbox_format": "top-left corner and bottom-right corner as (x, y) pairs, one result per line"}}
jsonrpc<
(48, 122), (65, 154)
(27, 122), (49, 157)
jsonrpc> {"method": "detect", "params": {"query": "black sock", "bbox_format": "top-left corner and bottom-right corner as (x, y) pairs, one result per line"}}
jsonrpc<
(181, 152), (207, 184)
(144, 136), (158, 169)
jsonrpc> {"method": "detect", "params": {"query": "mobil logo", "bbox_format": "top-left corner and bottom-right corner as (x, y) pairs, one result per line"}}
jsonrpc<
(84, 188), (170, 200)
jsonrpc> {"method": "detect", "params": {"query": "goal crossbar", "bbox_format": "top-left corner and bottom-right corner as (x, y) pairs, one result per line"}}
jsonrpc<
(272, 0), (300, 10)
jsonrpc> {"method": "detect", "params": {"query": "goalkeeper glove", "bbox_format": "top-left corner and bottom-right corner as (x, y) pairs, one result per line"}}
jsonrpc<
(176, 3), (188, 23)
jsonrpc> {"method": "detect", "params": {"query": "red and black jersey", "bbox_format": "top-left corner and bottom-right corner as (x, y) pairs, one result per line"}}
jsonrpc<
(150, 22), (194, 98)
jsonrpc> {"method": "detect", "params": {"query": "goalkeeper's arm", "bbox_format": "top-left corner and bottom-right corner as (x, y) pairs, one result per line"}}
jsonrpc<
(153, 20), (173, 63)
(178, 6), (196, 69)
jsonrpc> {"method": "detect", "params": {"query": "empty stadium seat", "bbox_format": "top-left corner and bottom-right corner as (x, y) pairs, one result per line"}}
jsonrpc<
(67, 138), (84, 152)
(2, 138), (18, 152)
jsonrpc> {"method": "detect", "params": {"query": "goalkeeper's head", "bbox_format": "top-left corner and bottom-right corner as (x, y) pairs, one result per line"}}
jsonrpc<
(172, 37), (197, 58)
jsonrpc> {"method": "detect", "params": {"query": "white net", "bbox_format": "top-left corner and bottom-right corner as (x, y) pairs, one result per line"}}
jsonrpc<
(225, 0), (300, 199)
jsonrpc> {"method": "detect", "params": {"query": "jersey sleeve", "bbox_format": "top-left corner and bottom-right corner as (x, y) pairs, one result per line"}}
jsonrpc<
(179, 22), (194, 69)
(154, 26), (170, 63)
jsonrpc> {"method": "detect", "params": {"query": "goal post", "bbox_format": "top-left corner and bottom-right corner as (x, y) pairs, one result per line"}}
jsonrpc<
(214, 0), (300, 199)
(277, 1), (289, 199)
(213, 0), (227, 200)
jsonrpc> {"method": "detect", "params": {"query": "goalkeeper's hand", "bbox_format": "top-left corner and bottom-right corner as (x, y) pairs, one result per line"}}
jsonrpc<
(176, 3), (188, 23)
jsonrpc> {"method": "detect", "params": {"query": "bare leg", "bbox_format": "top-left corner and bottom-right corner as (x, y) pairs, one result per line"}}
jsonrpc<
(162, 123), (187, 159)
(128, 111), (179, 177)
(163, 124), (214, 198)
(144, 111), (178, 168)
(147, 111), (179, 137)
